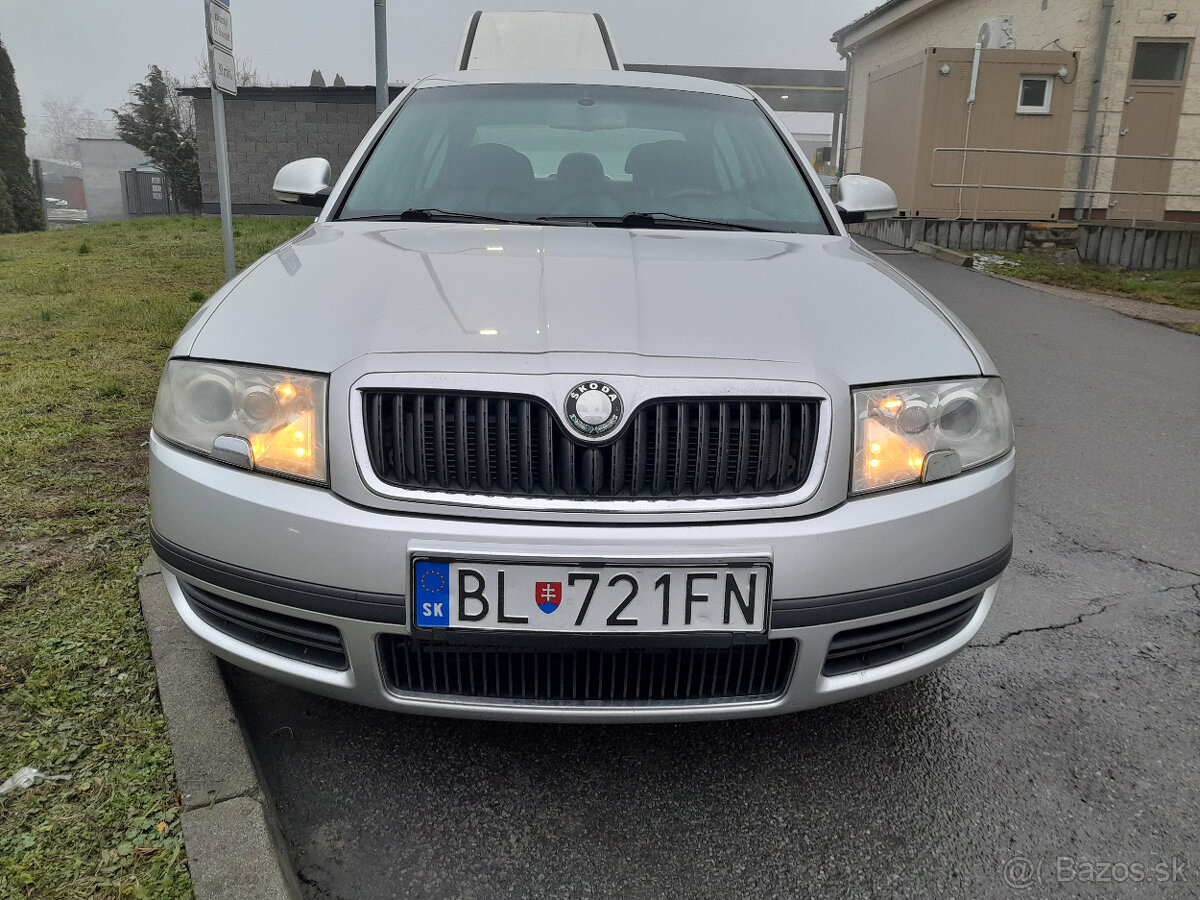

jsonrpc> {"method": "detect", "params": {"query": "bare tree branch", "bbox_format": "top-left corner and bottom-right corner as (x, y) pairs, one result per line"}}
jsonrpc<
(191, 54), (265, 88)
(35, 94), (112, 162)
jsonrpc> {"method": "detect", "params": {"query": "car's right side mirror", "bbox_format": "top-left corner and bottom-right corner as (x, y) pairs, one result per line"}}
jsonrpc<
(273, 158), (333, 207)
(834, 175), (898, 224)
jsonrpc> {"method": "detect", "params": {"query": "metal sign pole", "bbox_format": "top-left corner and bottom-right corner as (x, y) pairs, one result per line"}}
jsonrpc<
(210, 85), (236, 281)
(205, 0), (236, 281)
(374, 0), (388, 114)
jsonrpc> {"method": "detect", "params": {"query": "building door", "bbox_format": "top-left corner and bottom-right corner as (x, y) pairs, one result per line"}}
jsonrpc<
(1110, 40), (1190, 222)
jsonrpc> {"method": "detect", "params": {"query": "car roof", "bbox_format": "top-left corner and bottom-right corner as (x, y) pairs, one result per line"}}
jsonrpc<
(411, 68), (758, 101)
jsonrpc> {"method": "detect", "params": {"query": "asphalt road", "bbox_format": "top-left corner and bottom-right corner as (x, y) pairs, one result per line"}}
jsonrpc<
(226, 243), (1200, 899)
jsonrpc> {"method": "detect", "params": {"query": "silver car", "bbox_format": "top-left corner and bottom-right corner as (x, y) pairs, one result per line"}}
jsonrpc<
(150, 70), (1014, 721)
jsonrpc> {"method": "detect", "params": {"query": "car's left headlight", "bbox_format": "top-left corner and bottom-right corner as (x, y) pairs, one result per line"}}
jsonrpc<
(852, 377), (1012, 495)
(152, 359), (328, 484)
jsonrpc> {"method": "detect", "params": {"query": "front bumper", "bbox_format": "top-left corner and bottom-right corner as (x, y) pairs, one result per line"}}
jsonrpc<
(149, 433), (1014, 721)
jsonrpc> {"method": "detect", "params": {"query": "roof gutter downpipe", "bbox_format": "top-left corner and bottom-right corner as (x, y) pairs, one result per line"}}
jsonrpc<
(956, 42), (982, 218)
(838, 48), (853, 178)
(967, 41), (982, 104)
(1074, 0), (1115, 218)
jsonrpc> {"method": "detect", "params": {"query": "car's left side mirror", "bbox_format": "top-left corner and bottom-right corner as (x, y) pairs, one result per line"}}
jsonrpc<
(273, 158), (332, 207)
(835, 175), (898, 224)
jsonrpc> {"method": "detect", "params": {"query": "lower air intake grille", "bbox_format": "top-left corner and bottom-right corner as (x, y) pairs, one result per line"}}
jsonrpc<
(362, 390), (819, 499)
(180, 581), (348, 670)
(822, 594), (983, 676)
(379, 637), (796, 705)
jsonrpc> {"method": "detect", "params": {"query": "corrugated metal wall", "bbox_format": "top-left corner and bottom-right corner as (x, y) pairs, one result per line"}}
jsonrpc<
(861, 56), (924, 207)
(861, 48), (1076, 221)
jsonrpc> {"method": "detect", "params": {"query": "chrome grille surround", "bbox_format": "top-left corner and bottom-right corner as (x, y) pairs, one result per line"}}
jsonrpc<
(363, 391), (818, 499)
(348, 374), (831, 514)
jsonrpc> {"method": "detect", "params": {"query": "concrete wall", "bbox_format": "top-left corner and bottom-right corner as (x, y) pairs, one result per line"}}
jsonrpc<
(186, 86), (401, 213)
(835, 0), (1200, 217)
(850, 216), (1028, 251)
(1078, 221), (1200, 268)
(78, 138), (145, 221)
(853, 216), (1200, 270)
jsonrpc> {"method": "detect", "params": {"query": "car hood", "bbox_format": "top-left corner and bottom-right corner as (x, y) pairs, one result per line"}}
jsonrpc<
(183, 223), (982, 383)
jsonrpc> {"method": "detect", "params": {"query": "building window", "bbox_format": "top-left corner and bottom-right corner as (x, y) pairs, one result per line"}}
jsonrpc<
(1016, 76), (1053, 114)
(1131, 42), (1189, 82)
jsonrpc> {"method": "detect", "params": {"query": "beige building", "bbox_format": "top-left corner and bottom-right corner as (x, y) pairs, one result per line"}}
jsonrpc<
(833, 0), (1199, 222)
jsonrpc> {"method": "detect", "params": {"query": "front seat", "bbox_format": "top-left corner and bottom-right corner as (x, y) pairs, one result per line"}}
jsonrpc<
(435, 143), (535, 214)
(551, 152), (622, 216)
(624, 140), (714, 201)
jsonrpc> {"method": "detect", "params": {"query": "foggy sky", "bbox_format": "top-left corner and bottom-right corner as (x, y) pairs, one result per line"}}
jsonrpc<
(2, 0), (879, 140)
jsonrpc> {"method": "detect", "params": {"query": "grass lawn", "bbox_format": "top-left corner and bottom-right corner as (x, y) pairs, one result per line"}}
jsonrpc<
(0, 215), (309, 899)
(973, 250), (1200, 312)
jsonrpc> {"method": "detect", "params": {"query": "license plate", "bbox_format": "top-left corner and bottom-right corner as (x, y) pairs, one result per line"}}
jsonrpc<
(411, 559), (770, 634)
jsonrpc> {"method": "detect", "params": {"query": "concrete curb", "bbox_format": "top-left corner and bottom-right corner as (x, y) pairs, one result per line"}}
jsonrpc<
(867, 231), (1199, 334)
(912, 240), (974, 267)
(138, 555), (300, 900)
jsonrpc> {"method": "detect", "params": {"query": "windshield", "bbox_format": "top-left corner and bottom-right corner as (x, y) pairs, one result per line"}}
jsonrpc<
(337, 83), (831, 233)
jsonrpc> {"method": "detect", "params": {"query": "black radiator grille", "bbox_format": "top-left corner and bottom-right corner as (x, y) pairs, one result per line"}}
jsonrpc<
(362, 390), (819, 499)
(822, 594), (983, 676)
(379, 637), (797, 705)
(180, 581), (348, 670)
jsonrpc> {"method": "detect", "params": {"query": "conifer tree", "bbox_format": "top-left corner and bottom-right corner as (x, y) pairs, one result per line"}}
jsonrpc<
(113, 65), (201, 212)
(0, 172), (19, 234)
(0, 36), (47, 232)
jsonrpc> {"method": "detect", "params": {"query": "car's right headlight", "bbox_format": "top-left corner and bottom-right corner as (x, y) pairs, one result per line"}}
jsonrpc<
(851, 377), (1013, 495)
(152, 359), (328, 484)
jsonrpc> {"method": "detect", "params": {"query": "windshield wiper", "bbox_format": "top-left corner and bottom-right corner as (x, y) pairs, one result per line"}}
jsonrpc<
(536, 212), (775, 232)
(532, 216), (602, 226)
(342, 208), (537, 225)
(344, 209), (777, 232)
(618, 212), (776, 232)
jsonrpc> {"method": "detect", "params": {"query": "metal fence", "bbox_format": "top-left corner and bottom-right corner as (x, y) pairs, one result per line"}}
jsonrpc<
(930, 147), (1200, 228)
(120, 169), (173, 216)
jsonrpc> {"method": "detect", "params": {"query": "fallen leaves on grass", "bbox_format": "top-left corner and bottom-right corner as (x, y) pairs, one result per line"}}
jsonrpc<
(0, 215), (310, 899)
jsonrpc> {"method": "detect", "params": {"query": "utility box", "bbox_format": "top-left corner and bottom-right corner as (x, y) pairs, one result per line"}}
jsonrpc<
(861, 47), (1076, 220)
(457, 11), (621, 71)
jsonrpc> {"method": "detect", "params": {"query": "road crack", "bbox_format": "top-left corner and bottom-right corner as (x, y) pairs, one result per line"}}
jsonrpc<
(1018, 506), (1200, 580)
(982, 602), (1112, 648)
(1052, 527), (1200, 579)
(972, 581), (1200, 649)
